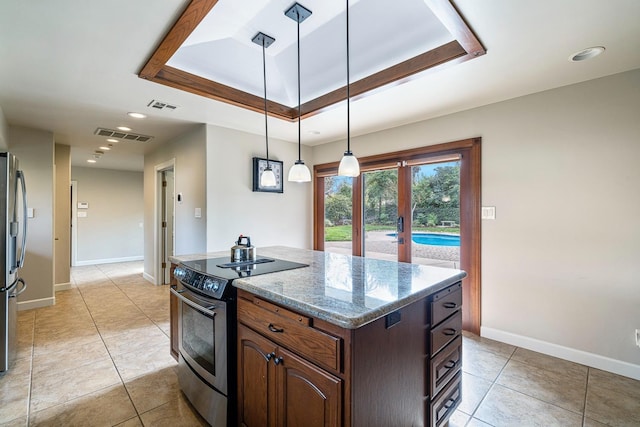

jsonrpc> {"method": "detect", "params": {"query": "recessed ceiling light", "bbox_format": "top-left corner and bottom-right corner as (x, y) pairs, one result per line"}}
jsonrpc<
(117, 126), (132, 132)
(127, 112), (147, 119)
(569, 46), (605, 62)
(106, 138), (119, 143)
(87, 159), (97, 163)
(99, 146), (111, 150)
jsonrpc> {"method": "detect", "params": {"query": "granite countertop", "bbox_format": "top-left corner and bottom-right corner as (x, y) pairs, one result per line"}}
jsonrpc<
(171, 246), (466, 329)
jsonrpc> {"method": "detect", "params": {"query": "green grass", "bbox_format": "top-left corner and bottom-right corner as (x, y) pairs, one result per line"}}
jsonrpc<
(324, 225), (460, 241)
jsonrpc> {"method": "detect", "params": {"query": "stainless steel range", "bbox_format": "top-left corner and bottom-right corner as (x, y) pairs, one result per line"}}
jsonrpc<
(171, 256), (307, 427)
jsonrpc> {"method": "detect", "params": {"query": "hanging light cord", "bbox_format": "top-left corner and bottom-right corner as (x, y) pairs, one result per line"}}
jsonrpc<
(297, 9), (302, 162)
(262, 38), (270, 168)
(346, 0), (351, 154)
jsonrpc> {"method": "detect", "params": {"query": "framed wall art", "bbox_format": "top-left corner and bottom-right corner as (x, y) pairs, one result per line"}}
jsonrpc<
(252, 157), (284, 193)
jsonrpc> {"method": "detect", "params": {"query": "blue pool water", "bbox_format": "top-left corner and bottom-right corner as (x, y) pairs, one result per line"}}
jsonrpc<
(387, 232), (460, 247)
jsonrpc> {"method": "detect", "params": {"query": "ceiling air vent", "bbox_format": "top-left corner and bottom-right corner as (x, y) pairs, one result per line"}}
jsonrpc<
(147, 100), (178, 111)
(94, 128), (153, 143)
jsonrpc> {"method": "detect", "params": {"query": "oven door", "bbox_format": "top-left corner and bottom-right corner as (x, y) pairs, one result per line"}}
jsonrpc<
(171, 285), (227, 395)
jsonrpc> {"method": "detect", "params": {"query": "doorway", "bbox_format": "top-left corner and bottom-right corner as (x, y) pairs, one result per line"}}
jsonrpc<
(155, 160), (175, 285)
(314, 138), (481, 333)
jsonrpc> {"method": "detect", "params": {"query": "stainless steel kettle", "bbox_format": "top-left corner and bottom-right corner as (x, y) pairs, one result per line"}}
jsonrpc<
(230, 235), (256, 263)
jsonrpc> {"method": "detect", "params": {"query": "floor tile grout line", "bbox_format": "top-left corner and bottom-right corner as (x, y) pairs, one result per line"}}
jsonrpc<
(462, 343), (516, 427)
(74, 267), (146, 421)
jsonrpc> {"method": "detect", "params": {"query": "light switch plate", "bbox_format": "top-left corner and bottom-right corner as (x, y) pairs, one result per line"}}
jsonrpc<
(27, 208), (34, 218)
(77, 211), (87, 218)
(481, 206), (496, 219)
(195, 208), (202, 218)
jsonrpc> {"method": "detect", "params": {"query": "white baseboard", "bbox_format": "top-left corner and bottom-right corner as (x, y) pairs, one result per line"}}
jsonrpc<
(18, 297), (55, 311)
(75, 256), (144, 266)
(481, 326), (640, 381)
(55, 282), (72, 291)
(142, 272), (157, 285)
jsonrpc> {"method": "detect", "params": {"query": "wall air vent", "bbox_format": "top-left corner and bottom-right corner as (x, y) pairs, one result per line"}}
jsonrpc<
(94, 128), (153, 143)
(147, 100), (178, 111)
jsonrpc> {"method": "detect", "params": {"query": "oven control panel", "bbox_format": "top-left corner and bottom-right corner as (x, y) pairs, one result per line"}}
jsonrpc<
(174, 266), (228, 299)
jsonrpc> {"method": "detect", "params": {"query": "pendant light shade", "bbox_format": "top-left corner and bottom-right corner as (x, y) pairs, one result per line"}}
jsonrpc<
(288, 160), (312, 182)
(286, 3), (312, 183)
(338, 151), (360, 176)
(261, 167), (277, 186)
(338, 0), (360, 177)
(252, 32), (278, 188)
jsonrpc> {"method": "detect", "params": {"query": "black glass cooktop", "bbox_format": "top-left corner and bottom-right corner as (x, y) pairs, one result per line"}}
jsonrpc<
(181, 256), (308, 280)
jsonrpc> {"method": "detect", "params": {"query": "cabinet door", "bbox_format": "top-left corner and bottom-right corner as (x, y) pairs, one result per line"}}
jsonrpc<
(276, 346), (342, 427)
(238, 325), (278, 427)
(169, 288), (178, 361)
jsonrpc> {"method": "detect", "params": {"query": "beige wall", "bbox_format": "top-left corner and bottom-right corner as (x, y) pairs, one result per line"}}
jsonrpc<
(0, 106), (7, 150)
(144, 125), (207, 283)
(54, 144), (70, 285)
(205, 125), (312, 252)
(71, 167), (143, 264)
(313, 69), (640, 378)
(9, 126), (54, 307)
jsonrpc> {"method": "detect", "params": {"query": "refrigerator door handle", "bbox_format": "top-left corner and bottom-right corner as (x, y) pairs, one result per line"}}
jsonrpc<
(17, 170), (27, 269)
(7, 278), (26, 298)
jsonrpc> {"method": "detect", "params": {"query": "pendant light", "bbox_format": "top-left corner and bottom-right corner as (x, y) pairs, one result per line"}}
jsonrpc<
(286, 3), (312, 183)
(338, 0), (360, 177)
(252, 32), (277, 187)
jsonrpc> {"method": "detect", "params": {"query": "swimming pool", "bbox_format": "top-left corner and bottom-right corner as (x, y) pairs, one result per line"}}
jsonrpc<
(387, 232), (460, 247)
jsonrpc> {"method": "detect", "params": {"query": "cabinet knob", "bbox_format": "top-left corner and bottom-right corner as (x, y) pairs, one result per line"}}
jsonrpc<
(274, 356), (284, 366)
(266, 352), (275, 362)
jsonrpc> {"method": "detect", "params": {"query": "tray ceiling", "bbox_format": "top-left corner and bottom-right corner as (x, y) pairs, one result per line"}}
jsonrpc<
(139, 0), (485, 121)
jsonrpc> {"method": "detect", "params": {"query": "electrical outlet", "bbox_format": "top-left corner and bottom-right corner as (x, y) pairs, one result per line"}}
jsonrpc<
(636, 329), (640, 348)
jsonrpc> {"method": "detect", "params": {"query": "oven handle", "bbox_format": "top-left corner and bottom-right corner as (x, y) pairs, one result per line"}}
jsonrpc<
(170, 287), (217, 318)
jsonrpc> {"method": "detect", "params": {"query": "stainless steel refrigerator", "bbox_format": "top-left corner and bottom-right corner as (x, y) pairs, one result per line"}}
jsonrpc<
(0, 152), (27, 373)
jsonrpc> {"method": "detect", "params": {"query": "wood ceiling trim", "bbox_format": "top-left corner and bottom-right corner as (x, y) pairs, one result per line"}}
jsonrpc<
(139, 0), (485, 120)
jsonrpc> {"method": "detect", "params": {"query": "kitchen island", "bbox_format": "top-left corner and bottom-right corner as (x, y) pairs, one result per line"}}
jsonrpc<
(170, 246), (466, 427)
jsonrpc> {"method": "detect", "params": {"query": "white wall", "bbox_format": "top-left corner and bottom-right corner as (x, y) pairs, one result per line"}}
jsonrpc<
(71, 167), (143, 265)
(144, 125), (207, 283)
(205, 125), (312, 252)
(9, 127), (54, 308)
(313, 69), (640, 378)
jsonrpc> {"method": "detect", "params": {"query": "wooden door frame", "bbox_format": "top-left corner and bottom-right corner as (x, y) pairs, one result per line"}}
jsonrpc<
(313, 138), (481, 333)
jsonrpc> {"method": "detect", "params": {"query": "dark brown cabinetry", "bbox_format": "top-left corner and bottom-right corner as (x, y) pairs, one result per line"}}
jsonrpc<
(427, 282), (463, 427)
(237, 281), (463, 427)
(237, 305), (341, 427)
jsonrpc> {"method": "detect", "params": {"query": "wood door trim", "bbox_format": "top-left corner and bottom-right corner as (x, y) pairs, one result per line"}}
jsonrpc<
(313, 138), (481, 334)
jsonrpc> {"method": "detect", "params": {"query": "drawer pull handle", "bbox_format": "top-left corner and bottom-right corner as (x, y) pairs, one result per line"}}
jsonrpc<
(274, 356), (284, 365)
(443, 328), (457, 336)
(268, 323), (284, 333)
(444, 397), (456, 409)
(443, 302), (457, 309)
(444, 360), (457, 369)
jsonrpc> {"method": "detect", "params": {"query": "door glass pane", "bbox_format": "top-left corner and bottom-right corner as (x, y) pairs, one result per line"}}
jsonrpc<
(363, 169), (398, 261)
(324, 176), (353, 255)
(410, 161), (461, 268)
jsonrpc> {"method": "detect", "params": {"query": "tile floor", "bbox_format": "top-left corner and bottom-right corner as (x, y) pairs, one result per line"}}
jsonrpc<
(1, 261), (639, 426)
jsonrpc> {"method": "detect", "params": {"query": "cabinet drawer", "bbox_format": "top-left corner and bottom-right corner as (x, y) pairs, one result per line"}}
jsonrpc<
(430, 311), (461, 356)
(430, 283), (462, 327)
(238, 297), (340, 371)
(429, 335), (462, 398)
(429, 371), (462, 427)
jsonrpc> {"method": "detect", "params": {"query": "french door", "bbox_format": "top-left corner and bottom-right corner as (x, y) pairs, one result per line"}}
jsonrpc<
(314, 138), (481, 333)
